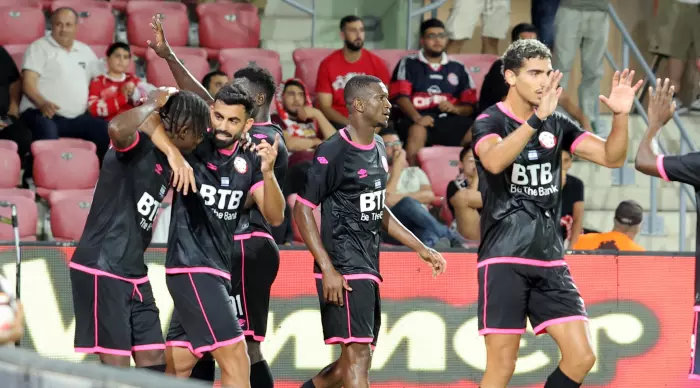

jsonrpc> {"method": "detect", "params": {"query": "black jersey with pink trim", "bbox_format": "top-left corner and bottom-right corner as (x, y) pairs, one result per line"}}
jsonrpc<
(165, 138), (264, 275)
(472, 103), (589, 262)
(71, 133), (172, 278)
(234, 122), (289, 236)
(297, 128), (388, 279)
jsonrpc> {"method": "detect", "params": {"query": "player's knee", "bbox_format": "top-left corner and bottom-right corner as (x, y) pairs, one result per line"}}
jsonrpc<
(343, 343), (372, 371)
(246, 339), (264, 364)
(486, 345), (518, 377)
(564, 348), (596, 373)
(215, 340), (250, 375)
(133, 349), (166, 367)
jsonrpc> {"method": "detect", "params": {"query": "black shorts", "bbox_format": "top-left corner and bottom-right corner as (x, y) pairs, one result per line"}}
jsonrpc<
(69, 263), (164, 356)
(315, 274), (381, 348)
(477, 260), (588, 336)
(396, 113), (472, 147)
(165, 272), (244, 357)
(231, 233), (280, 342)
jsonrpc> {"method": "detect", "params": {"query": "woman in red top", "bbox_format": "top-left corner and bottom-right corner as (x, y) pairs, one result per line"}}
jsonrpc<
(88, 42), (154, 121)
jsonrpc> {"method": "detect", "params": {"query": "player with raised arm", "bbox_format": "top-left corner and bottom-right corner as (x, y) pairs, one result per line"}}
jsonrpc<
(472, 39), (641, 388)
(147, 15), (289, 386)
(163, 80), (285, 388)
(293, 75), (446, 388)
(69, 88), (206, 370)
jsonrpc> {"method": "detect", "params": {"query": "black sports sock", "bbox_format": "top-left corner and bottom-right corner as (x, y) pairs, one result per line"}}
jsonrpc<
(300, 378), (316, 388)
(190, 357), (216, 382)
(142, 364), (166, 373)
(544, 367), (581, 388)
(250, 360), (274, 388)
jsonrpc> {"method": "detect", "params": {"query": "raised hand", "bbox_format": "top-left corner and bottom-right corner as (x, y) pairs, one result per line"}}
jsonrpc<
(256, 134), (280, 173)
(647, 78), (676, 129)
(536, 70), (564, 120)
(147, 14), (172, 59)
(599, 69), (643, 115)
(146, 87), (178, 109)
(168, 151), (197, 195)
(418, 248), (447, 277)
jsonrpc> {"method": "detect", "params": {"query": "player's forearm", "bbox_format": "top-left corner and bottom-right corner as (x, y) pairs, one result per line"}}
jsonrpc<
(108, 102), (158, 148)
(634, 125), (663, 178)
(260, 171), (285, 226)
(381, 206), (425, 252)
(479, 123), (536, 174)
(293, 203), (335, 273)
(397, 97), (421, 122)
(150, 125), (180, 159)
(164, 52), (213, 103)
(319, 105), (349, 125)
(602, 113), (629, 168)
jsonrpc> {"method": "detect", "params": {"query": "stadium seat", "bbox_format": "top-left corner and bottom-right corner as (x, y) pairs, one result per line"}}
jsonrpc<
(374, 49), (416, 74)
(31, 138), (97, 157)
(292, 48), (334, 101)
(0, 149), (20, 188)
(48, 188), (94, 208)
(49, 1), (115, 46)
(0, 7), (45, 46)
(287, 193), (320, 243)
(50, 193), (92, 241)
(91, 45), (138, 74)
(218, 49), (282, 84)
(417, 146), (461, 206)
(126, 1), (188, 57)
(33, 148), (99, 199)
(451, 54), (499, 97)
(0, 195), (37, 240)
(0, 0), (41, 8)
(0, 140), (17, 152)
(0, 188), (34, 200)
(144, 46), (207, 62)
(111, 0), (161, 12)
(3, 44), (27, 70)
(197, 3), (260, 59)
(146, 54), (209, 87)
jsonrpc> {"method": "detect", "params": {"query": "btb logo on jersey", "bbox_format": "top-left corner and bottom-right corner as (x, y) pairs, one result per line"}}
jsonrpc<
(359, 189), (385, 222)
(510, 162), (558, 196)
(538, 131), (557, 149)
(233, 157), (248, 174)
(137, 192), (161, 231)
(200, 184), (244, 220)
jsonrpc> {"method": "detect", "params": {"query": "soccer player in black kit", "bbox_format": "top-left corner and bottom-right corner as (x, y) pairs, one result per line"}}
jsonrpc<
(69, 88), (207, 370)
(148, 15), (289, 387)
(472, 39), (642, 388)
(293, 75), (446, 388)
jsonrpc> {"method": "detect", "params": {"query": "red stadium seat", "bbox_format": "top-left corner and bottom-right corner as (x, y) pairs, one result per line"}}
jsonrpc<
(197, 3), (260, 58)
(0, 149), (20, 188)
(0, 140), (17, 152)
(3, 44), (27, 70)
(147, 54), (209, 87)
(218, 49), (282, 84)
(127, 1), (188, 57)
(0, 195), (37, 240)
(374, 49), (416, 74)
(144, 46), (207, 62)
(49, 2), (115, 45)
(111, 0), (161, 12)
(48, 188), (94, 208)
(31, 138), (97, 157)
(287, 193), (320, 243)
(0, 7), (45, 46)
(33, 148), (99, 199)
(451, 54), (499, 97)
(0, 0), (41, 7)
(0, 188), (35, 200)
(90, 45), (138, 74)
(292, 48), (334, 101)
(417, 146), (461, 206)
(50, 193), (92, 241)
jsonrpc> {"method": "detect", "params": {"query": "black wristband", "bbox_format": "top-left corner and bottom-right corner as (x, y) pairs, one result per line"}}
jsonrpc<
(527, 114), (544, 130)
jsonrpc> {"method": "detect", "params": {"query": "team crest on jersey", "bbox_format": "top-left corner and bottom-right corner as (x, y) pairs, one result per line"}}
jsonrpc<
(447, 73), (459, 86)
(381, 156), (389, 172)
(538, 131), (557, 149)
(233, 156), (248, 174)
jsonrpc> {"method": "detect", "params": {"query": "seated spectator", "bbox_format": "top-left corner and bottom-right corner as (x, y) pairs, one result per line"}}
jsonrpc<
(477, 23), (592, 132)
(572, 200), (645, 251)
(381, 128), (467, 248)
(0, 46), (32, 184)
(88, 42), (154, 122)
(273, 78), (336, 167)
(446, 144), (482, 241)
(316, 15), (390, 129)
(202, 70), (229, 98)
(560, 150), (585, 248)
(19, 7), (109, 161)
(390, 19), (477, 165)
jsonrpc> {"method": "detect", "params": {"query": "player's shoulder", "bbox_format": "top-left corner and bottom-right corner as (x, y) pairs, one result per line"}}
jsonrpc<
(315, 131), (348, 158)
(549, 111), (578, 127)
(476, 104), (507, 124)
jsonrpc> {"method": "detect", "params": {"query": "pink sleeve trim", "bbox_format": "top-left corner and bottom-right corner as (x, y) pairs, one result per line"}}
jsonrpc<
(249, 180), (264, 194)
(473, 133), (502, 157)
(569, 131), (591, 154)
(296, 196), (318, 209)
(110, 131), (140, 152)
(656, 155), (670, 181)
(476, 113), (490, 120)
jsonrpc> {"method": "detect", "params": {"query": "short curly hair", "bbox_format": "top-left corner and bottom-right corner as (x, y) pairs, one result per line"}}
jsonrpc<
(501, 39), (552, 76)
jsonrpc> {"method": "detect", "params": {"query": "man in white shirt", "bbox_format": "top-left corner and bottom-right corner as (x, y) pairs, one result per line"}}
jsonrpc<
(20, 7), (109, 160)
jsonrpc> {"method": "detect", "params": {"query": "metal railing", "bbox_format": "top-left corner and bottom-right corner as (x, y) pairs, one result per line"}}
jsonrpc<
(406, 0), (448, 49)
(606, 3), (696, 250)
(281, 0), (317, 47)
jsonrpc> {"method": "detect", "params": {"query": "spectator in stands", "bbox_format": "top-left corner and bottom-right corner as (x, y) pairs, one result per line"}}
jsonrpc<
(445, 0), (512, 55)
(572, 200), (645, 251)
(553, 0), (610, 131)
(88, 43), (154, 122)
(478, 24), (593, 132)
(202, 70), (229, 98)
(381, 128), (467, 248)
(0, 46), (32, 183)
(445, 144), (481, 241)
(530, 0), (560, 49)
(19, 7), (109, 161)
(560, 150), (585, 248)
(391, 19), (477, 165)
(315, 15), (390, 129)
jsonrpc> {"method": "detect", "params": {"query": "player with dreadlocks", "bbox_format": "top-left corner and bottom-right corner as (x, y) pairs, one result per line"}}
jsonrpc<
(148, 15), (289, 387)
(69, 88), (208, 370)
